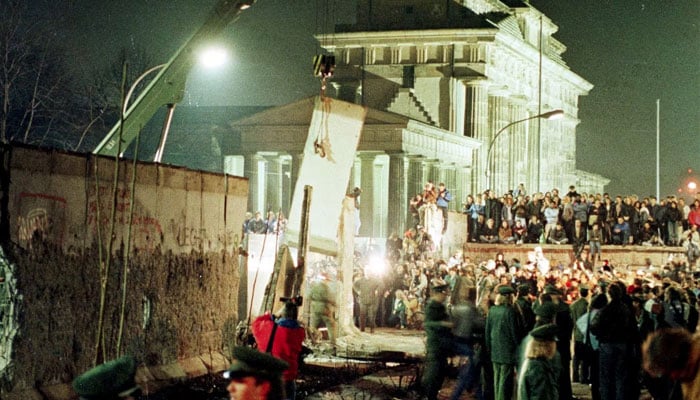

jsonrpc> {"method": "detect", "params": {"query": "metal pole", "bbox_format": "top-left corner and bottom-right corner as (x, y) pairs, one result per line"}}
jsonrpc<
(153, 104), (176, 163)
(292, 185), (312, 296)
(656, 99), (660, 200)
(537, 15), (543, 192)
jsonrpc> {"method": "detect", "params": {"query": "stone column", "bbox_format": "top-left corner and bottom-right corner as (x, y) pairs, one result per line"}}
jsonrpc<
(244, 152), (263, 213)
(489, 96), (509, 194)
(280, 155), (292, 216)
(387, 152), (408, 235)
(407, 156), (426, 202)
(438, 164), (457, 211)
(452, 79), (467, 136)
(263, 153), (283, 213)
(373, 158), (388, 238)
(358, 152), (379, 237)
(423, 159), (439, 186)
(464, 79), (489, 192)
(454, 166), (472, 209)
(510, 104), (529, 194)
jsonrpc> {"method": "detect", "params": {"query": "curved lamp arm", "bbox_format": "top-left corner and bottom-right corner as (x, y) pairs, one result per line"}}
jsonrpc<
(484, 109), (564, 178)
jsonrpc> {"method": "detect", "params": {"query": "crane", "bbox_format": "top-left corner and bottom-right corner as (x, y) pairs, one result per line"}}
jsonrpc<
(93, 0), (256, 158)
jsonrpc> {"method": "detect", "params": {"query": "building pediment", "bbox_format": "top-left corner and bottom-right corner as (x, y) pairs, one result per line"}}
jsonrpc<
(230, 97), (481, 166)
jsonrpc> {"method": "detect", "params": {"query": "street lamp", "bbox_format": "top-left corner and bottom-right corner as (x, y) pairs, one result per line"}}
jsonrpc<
(484, 109), (564, 190)
(93, 0), (255, 159)
(109, 47), (230, 162)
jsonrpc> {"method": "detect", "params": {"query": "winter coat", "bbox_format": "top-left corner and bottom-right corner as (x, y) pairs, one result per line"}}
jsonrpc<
(252, 313), (305, 381)
(518, 357), (560, 400)
(485, 303), (521, 364)
(424, 299), (453, 357)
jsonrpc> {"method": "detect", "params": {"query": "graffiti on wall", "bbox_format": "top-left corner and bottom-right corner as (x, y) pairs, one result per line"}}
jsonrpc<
(87, 185), (239, 252)
(0, 247), (19, 379)
(87, 185), (163, 251)
(169, 219), (241, 251)
(17, 192), (67, 249)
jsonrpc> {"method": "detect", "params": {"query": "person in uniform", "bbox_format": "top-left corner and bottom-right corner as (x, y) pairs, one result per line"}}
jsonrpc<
(449, 285), (485, 400)
(353, 271), (381, 333)
(517, 323), (561, 400)
(308, 272), (337, 346)
(485, 284), (523, 400)
(72, 355), (141, 400)
(422, 280), (454, 400)
(570, 284), (591, 383)
(224, 346), (289, 400)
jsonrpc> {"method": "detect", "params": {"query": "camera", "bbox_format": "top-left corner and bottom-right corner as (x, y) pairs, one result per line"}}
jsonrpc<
(280, 295), (303, 306)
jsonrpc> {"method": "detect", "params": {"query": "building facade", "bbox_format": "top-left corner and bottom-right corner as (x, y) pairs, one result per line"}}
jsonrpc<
(228, 0), (609, 239)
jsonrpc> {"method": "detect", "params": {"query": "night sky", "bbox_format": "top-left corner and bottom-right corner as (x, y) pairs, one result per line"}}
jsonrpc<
(45, 0), (699, 198)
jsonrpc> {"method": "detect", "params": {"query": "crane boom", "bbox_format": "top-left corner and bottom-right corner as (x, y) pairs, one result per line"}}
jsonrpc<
(93, 0), (256, 157)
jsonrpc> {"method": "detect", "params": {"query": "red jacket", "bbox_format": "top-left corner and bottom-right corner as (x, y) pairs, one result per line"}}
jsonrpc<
(252, 313), (305, 381)
(689, 208), (700, 228)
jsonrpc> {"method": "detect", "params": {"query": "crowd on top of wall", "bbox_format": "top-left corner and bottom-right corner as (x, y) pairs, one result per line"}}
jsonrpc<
(405, 182), (700, 267)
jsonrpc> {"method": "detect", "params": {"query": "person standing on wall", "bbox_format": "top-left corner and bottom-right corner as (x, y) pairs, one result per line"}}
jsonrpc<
(436, 182), (452, 234)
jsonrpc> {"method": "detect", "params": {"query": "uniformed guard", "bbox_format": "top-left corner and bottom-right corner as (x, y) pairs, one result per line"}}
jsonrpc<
(224, 346), (289, 400)
(421, 280), (454, 400)
(485, 284), (522, 400)
(72, 355), (141, 400)
(517, 323), (561, 400)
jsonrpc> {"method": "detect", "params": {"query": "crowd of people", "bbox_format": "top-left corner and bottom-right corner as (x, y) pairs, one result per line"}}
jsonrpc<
(459, 185), (700, 263)
(72, 185), (698, 400)
(379, 244), (699, 400)
(382, 184), (700, 400)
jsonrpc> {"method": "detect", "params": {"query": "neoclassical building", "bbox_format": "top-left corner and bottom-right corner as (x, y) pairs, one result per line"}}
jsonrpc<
(225, 0), (609, 238)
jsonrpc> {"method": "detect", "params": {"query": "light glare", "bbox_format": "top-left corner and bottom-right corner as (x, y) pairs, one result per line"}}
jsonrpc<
(199, 47), (228, 68)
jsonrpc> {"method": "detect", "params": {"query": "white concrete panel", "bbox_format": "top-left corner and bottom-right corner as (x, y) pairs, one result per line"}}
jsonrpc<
(285, 97), (367, 254)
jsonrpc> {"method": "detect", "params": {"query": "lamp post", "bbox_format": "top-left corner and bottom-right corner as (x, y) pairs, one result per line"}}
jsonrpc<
(484, 109), (564, 191)
(109, 46), (229, 162)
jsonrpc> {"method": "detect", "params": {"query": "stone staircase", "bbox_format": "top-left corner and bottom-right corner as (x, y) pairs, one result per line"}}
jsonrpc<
(386, 88), (436, 126)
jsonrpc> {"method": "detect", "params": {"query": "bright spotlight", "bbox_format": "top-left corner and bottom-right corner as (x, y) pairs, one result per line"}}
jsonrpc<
(366, 255), (387, 277)
(199, 47), (228, 69)
(689, 181), (698, 191)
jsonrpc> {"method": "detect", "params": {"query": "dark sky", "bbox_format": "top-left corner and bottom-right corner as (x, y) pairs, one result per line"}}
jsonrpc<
(48, 0), (699, 198)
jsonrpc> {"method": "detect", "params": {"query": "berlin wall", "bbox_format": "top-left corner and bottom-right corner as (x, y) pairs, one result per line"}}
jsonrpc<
(0, 144), (248, 399)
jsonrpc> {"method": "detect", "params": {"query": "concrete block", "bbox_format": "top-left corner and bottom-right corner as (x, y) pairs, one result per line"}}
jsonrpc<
(200, 351), (230, 373)
(2, 388), (45, 400)
(39, 383), (74, 400)
(147, 362), (187, 381)
(179, 356), (208, 378)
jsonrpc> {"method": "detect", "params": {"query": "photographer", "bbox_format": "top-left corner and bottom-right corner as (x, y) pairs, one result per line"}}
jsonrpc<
(252, 297), (306, 400)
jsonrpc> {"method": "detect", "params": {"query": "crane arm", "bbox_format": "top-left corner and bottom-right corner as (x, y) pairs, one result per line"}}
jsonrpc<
(93, 0), (256, 157)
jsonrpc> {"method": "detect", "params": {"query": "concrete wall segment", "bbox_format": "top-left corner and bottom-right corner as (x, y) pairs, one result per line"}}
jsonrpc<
(1, 144), (248, 396)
